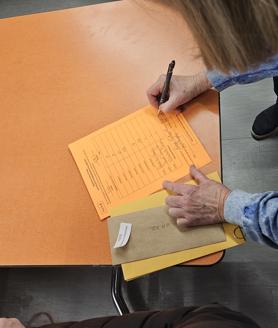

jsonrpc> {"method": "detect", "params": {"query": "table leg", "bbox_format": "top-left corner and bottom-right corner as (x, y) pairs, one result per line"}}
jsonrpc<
(111, 265), (129, 315)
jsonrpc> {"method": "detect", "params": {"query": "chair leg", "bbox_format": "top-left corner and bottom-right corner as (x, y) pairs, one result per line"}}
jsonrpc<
(111, 265), (129, 315)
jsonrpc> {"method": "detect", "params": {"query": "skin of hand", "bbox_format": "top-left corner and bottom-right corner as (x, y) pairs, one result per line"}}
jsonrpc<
(147, 71), (212, 113)
(163, 166), (231, 227)
(0, 319), (25, 328)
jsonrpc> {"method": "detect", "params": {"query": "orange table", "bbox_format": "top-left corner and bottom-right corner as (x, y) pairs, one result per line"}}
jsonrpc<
(0, 0), (222, 267)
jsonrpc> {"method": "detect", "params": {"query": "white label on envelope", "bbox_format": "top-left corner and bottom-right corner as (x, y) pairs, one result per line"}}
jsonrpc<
(113, 223), (132, 249)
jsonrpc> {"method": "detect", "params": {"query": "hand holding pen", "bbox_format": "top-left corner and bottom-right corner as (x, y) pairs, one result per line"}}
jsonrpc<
(147, 67), (211, 113)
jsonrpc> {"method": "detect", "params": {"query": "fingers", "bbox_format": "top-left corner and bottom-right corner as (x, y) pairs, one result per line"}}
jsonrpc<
(190, 165), (208, 184)
(176, 217), (204, 227)
(159, 95), (181, 113)
(167, 203), (210, 228)
(165, 195), (184, 207)
(168, 207), (184, 218)
(177, 218), (189, 226)
(146, 75), (165, 109)
(147, 75), (185, 113)
(163, 181), (195, 195)
(177, 216), (207, 228)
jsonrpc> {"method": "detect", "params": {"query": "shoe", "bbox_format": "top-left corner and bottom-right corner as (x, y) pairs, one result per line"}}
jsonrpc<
(27, 312), (55, 327)
(251, 103), (278, 140)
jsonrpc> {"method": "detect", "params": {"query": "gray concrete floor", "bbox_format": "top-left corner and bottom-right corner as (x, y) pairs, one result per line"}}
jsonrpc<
(0, 0), (115, 18)
(0, 1), (278, 328)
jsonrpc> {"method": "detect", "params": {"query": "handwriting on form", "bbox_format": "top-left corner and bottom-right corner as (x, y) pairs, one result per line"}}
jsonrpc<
(69, 106), (211, 220)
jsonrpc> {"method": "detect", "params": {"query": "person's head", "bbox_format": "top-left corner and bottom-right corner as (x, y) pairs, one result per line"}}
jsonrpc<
(156, 0), (278, 73)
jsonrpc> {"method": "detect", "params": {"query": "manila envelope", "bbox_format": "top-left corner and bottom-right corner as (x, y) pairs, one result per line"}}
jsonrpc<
(108, 206), (226, 265)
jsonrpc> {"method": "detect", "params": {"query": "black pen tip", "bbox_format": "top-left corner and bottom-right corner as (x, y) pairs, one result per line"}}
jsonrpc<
(168, 60), (175, 73)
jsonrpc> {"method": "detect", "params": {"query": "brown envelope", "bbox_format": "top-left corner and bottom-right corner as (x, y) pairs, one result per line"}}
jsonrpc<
(108, 206), (226, 265)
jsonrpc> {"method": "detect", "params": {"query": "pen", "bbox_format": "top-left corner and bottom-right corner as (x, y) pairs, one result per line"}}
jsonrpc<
(158, 60), (175, 115)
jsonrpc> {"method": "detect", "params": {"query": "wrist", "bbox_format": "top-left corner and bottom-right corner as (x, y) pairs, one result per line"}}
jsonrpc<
(219, 188), (231, 222)
(224, 190), (252, 226)
(193, 71), (212, 96)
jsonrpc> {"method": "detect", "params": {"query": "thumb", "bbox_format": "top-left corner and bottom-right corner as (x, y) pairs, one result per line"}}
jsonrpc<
(190, 165), (208, 184)
(159, 95), (181, 113)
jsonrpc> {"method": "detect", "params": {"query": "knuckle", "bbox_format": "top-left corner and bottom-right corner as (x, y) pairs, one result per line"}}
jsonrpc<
(181, 195), (187, 203)
(181, 198), (189, 207)
(177, 198), (185, 207)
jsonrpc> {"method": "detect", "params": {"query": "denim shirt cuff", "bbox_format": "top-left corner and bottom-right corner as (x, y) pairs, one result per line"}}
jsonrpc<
(224, 190), (253, 226)
(207, 70), (235, 92)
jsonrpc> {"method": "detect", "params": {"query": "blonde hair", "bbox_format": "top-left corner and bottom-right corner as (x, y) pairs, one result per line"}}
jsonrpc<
(156, 0), (278, 72)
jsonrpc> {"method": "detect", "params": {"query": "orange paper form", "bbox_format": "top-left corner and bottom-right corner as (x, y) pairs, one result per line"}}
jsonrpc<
(69, 105), (211, 219)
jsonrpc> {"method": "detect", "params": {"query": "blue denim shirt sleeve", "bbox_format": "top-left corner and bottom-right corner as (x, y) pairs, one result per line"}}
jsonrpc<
(224, 190), (278, 247)
(207, 55), (278, 91)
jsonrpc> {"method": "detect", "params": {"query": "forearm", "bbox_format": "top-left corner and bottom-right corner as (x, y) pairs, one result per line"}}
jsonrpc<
(207, 55), (278, 91)
(224, 190), (278, 247)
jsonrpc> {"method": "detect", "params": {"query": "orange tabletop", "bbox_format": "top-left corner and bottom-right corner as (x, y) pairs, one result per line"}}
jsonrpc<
(0, 0), (222, 265)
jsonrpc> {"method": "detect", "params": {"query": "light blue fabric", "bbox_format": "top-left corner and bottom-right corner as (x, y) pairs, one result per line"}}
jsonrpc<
(207, 55), (278, 91)
(224, 190), (278, 247)
(209, 55), (278, 246)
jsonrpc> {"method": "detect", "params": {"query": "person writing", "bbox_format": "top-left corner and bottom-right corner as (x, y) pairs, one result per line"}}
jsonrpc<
(0, 1), (275, 328)
(147, 0), (278, 248)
